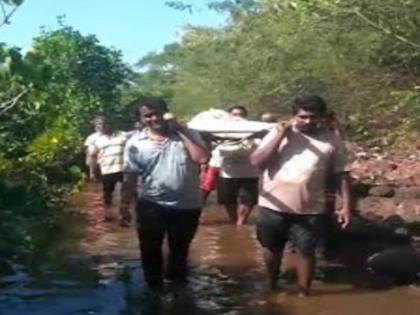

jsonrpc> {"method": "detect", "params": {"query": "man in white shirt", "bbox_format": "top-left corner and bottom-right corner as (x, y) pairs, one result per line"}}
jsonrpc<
(251, 95), (351, 296)
(88, 116), (131, 225)
(211, 106), (260, 226)
(84, 116), (105, 170)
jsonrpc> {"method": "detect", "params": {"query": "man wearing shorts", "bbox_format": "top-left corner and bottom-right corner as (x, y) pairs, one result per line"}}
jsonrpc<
(251, 95), (351, 296)
(212, 105), (260, 225)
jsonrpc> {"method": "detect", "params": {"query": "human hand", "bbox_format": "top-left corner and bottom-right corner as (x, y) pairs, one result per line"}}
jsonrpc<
(276, 119), (294, 134)
(164, 112), (184, 132)
(337, 208), (351, 229)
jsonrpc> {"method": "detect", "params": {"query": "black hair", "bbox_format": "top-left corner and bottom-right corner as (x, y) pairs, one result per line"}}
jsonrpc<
(227, 105), (248, 117)
(135, 98), (168, 117)
(258, 111), (277, 122)
(91, 115), (107, 124)
(292, 94), (327, 116)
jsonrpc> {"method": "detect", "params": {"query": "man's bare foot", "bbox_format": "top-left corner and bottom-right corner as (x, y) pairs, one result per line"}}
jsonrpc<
(297, 285), (309, 297)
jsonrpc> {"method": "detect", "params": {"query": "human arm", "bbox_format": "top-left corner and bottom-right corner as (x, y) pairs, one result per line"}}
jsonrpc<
(337, 172), (352, 229)
(169, 120), (210, 164)
(122, 140), (140, 205)
(121, 172), (138, 208)
(88, 154), (98, 181)
(87, 144), (99, 181)
(250, 122), (292, 169)
(331, 134), (352, 229)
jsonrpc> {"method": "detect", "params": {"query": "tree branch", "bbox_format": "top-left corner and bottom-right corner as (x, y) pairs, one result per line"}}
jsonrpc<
(0, 2), (21, 28)
(352, 8), (420, 50)
(0, 88), (29, 115)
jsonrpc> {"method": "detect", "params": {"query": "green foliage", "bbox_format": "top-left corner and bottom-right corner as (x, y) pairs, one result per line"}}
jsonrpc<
(0, 24), (130, 258)
(32, 26), (130, 126)
(136, 0), (420, 140)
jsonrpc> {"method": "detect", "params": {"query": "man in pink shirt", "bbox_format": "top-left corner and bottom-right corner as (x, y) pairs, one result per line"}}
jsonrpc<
(251, 95), (351, 296)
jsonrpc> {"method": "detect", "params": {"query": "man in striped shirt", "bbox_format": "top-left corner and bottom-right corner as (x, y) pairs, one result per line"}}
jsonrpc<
(88, 116), (131, 225)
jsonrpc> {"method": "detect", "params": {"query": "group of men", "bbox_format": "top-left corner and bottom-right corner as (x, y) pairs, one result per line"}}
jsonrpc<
(84, 95), (351, 297)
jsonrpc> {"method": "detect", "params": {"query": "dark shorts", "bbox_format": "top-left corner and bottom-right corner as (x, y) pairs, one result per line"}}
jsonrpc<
(217, 177), (258, 207)
(101, 172), (123, 188)
(256, 207), (327, 257)
(101, 172), (124, 202)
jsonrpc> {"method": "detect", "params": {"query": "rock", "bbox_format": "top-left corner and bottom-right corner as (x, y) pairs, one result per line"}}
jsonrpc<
(352, 182), (372, 197)
(356, 197), (397, 219)
(366, 247), (420, 283)
(368, 186), (395, 198)
(389, 163), (398, 170)
(382, 215), (411, 239)
(335, 215), (411, 243)
(395, 200), (420, 222)
(394, 187), (420, 201)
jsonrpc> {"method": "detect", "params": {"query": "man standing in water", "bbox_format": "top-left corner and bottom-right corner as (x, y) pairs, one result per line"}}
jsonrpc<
(211, 105), (260, 225)
(88, 116), (132, 226)
(123, 98), (209, 293)
(84, 116), (105, 173)
(251, 95), (351, 296)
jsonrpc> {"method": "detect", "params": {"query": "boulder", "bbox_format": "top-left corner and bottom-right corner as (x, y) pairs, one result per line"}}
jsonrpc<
(366, 247), (420, 283)
(334, 215), (411, 243)
(356, 197), (397, 219)
(394, 187), (420, 201)
(351, 182), (373, 197)
(395, 200), (420, 222)
(368, 186), (395, 198)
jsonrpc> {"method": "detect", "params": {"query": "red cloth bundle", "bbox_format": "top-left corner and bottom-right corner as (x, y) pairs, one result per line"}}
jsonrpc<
(200, 166), (220, 192)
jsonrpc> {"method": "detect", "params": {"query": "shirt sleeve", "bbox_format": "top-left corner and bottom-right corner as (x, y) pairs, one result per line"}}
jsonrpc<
(85, 133), (100, 155)
(84, 133), (97, 147)
(89, 140), (100, 155)
(208, 146), (222, 168)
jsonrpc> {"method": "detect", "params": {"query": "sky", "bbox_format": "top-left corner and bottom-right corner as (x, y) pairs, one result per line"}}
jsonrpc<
(0, 0), (226, 65)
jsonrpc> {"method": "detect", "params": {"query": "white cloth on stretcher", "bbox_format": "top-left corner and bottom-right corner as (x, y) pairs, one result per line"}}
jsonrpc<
(187, 109), (275, 139)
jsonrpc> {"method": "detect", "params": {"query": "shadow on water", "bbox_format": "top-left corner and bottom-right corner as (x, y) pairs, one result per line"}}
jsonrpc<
(1, 184), (420, 315)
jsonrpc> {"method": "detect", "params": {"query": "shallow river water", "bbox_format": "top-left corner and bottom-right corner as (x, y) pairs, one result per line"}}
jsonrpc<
(1, 183), (419, 315)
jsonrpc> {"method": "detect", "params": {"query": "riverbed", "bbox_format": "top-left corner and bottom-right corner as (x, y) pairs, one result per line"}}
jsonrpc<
(1, 183), (419, 315)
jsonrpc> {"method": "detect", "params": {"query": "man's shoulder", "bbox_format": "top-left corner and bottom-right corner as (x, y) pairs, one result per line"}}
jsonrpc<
(176, 128), (203, 141)
(84, 132), (101, 145)
(125, 130), (148, 146)
(318, 129), (344, 146)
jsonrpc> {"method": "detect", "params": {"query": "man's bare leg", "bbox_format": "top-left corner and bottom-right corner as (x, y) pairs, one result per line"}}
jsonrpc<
(224, 204), (238, 224)
(262, 247), (283, 290)
(236, 204), (253, 226)
(294, 251), (315, 296)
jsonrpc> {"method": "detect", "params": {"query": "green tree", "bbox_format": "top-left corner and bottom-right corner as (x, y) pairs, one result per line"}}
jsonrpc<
(135, 0), (420, 143)
(0, 24), (130, 257)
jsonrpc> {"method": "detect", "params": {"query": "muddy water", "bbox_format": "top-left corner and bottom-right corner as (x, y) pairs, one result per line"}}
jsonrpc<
(0, 183), (419, 315)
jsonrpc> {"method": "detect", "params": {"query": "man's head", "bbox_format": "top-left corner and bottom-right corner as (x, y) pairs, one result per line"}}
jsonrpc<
(228, 105), (248, 118)
(292, 95), (327, 134)
(92, 115), (111, 134)
(136, 98), (169, 133)
(259, 111), (277, 123)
